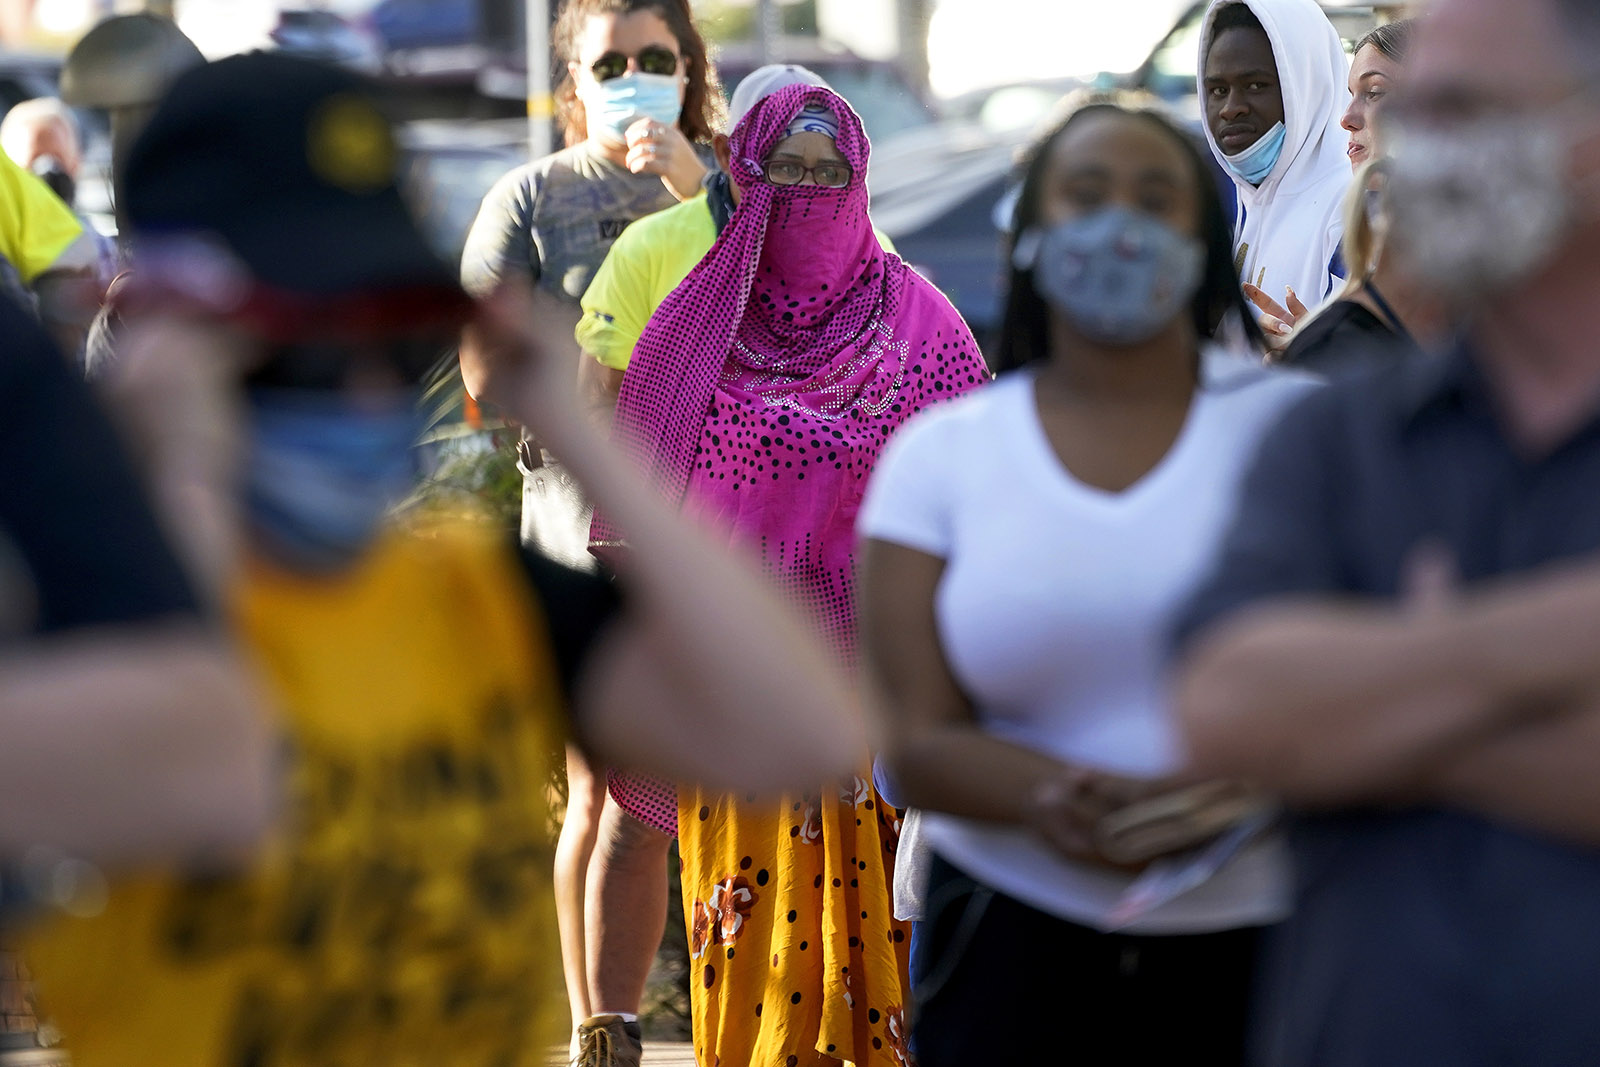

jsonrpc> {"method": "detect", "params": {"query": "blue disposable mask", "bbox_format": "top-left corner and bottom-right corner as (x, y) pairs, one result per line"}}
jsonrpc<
(1015, 206), (1206, 346)
(245, 390), (423, 572)
(589, 72), (683, 145)
(1223, 121), (1287, 185)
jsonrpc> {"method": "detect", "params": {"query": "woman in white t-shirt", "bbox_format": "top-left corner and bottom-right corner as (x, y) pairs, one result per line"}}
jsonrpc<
(856, 101), (1319, 1065)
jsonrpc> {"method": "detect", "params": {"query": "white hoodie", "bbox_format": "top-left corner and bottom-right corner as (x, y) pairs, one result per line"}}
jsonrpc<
(1198, 0), (1351, 305)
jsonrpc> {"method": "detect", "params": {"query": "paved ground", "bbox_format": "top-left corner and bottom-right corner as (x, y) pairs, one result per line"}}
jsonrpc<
(551, 1042), (696, 1065)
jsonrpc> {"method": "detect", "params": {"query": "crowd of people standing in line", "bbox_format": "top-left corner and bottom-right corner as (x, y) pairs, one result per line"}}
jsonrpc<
(6, 0), (1600, 1064)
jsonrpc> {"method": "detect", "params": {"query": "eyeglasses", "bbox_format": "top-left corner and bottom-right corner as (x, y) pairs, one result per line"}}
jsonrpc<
(763, 159), (853, 189)
(589, 46), (680, 82)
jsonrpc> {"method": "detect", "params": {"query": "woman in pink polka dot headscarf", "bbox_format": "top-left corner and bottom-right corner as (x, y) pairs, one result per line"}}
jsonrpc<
(595, 83), (988, 1067)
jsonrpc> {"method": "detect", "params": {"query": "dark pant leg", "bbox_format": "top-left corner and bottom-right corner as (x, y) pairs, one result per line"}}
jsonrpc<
(912, 856), (1112, 1066)
(1118, 925), (1261, 1064)
(912, 854), (1263, 1067)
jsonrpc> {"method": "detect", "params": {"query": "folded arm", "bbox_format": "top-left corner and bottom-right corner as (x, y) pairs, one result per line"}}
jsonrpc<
(1177, 559), (1600, 838)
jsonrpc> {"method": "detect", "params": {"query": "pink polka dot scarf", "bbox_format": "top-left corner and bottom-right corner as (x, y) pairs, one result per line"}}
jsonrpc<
(596, 84), (987, 658)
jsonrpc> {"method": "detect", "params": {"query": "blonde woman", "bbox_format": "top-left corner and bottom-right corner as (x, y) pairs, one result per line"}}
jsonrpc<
(1278, 158), (1442, 375)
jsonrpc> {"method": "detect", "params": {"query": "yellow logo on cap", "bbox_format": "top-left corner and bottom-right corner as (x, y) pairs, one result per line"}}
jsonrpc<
(307, 94), (395, 193)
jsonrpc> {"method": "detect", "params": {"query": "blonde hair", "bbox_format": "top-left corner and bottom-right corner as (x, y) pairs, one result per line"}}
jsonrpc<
(1333, 157), (1389, 301)
(1279, 158), (1388, 355)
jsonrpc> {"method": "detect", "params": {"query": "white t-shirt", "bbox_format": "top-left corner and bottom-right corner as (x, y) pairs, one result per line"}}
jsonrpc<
(857, 350), (1320, 934)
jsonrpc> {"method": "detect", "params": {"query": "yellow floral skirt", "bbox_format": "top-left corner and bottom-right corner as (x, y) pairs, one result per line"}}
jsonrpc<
(678, 776), (914, 1067)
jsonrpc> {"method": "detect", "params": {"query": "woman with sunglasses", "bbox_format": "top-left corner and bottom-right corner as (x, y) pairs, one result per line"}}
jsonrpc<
(462, 0), (722, 317)
(856, 100), (1320, 1064)
(459, 1), (723, 1062)
(598, 84), (987, 1067)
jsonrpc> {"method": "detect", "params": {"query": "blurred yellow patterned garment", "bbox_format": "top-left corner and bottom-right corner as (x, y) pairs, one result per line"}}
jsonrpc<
(678, 782), (914, 1067)
(21, 524), (567, 1066)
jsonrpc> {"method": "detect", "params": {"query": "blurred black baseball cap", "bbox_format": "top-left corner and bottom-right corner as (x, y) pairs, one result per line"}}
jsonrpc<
(123, 52), (462, 316)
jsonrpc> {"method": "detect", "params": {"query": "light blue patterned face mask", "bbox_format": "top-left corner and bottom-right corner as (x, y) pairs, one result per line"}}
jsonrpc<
(589, 72), (683, 145)
(1223, 121), (1287, 185)
(1015, 206), (1205, 346)
(245, 390), (423, 572)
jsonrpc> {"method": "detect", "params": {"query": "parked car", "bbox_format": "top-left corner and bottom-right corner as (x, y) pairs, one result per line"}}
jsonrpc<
(398, 117), (528, 262)
(867, 120), (1016, 348)
(270, 8), (383, 72)
(713, 37), (940, 148)
(364, 0), (489, 86)
(1126, 0), (1413, 121)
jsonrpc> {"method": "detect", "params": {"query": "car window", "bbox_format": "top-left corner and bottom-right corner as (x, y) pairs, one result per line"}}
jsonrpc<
(403, 148), (525, 261)
(819, 68), (935, 143)
(721, 63), (936, 145)
(1136, 3), (1382, 113)
(1144, 8), (1205, 101)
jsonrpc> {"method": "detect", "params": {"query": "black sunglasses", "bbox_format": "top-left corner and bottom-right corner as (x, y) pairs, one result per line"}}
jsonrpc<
(590, 45), (680, 82)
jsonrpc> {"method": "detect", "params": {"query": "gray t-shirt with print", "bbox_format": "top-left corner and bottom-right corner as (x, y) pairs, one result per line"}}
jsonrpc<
(460, 139), (695, 305)
(461, 139), (706, 569)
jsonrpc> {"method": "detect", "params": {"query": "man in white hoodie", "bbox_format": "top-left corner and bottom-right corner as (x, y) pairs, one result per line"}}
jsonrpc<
(1200, 0), (1350, 315)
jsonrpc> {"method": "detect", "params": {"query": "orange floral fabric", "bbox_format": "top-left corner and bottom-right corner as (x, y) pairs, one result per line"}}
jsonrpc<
(678, 775), (913, 1067)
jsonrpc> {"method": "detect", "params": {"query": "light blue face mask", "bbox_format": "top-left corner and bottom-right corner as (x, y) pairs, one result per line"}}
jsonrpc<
(1223, 121), (1287, 185)
(589, 72), (683, 145)
(245, 390), (423, 572)
(1015, 205), (1206, 346)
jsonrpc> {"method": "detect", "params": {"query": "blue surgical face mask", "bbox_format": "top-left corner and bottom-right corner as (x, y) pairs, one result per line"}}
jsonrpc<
(1223, 120), (1287, 185)
(1015, 206), (1206, 346)
(589, 72), (683, 145)
(245, 390), (423, 573)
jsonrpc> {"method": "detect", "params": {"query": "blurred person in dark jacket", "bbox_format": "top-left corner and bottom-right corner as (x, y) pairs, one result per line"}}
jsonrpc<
(1174, 0), (1600, 1061)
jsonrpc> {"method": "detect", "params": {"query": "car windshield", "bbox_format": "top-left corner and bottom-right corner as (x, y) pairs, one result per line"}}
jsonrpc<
(817, 68), (935, 143)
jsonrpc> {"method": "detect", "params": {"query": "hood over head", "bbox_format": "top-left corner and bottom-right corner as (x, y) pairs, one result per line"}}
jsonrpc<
(1198, 0), (1350, 200)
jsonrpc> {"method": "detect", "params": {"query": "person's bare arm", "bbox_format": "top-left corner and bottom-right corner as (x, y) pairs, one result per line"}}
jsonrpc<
(858, 539), (1175, 861)
(479, 285), (864, 794)
(1429, 698), (1600, 844)
(98, 318), (248, 605)
(0, 624), (275, 865)
(461, 298), (579, 411)
(458, 322), (496, 404)
(1177, 557), (1600, 808)
(576, 353), (624, 427)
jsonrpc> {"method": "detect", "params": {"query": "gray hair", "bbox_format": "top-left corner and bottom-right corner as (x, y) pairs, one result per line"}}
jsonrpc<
(0, 96), (82, 163)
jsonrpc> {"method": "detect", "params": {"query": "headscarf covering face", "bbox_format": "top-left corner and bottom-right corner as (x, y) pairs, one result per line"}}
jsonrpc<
(730, 86), (877, 370)
(600, 83), (884, 521)
(595, 84), (987, 657)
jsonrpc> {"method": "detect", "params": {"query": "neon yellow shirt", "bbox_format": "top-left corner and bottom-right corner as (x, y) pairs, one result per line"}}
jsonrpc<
(0, 152), (88, 284)
(576, 192), (896, 371)
(24, 524), (567, 1067)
